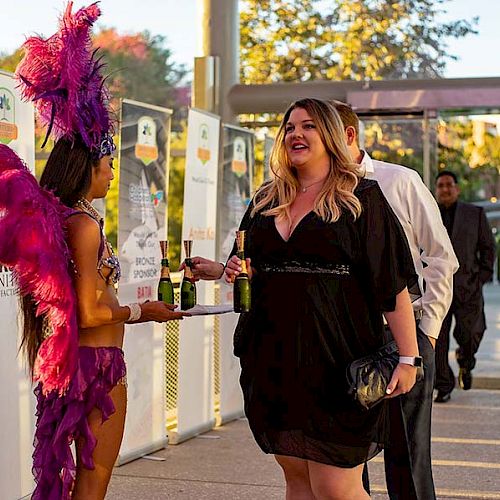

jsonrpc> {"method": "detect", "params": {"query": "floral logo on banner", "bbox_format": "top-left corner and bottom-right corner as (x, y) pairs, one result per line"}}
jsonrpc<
(231, 136), (247, 177)
(151, 190), (164, 207)
(0, 88), (18, 145)
(135, 116), (159, 166)
(197, 123), (211, 165)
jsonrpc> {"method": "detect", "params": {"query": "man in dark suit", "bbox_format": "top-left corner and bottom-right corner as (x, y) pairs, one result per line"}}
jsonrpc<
(434, 170), (496, 402)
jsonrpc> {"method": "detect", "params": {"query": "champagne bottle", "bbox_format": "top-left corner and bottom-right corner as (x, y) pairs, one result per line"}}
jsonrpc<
(158, 241), (174, 304)
(180, 240), (197, 310)
(233, 230), (251, 313)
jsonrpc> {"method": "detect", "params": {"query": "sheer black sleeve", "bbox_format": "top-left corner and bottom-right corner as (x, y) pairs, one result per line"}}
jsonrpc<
(226, 181), (273, 263)
(356, 180), (420, 312)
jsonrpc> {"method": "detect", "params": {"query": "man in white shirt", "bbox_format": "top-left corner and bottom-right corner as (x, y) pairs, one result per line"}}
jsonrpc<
(333, 101), (458, 500)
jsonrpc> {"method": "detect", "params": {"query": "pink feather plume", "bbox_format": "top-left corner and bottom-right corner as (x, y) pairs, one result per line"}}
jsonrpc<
(15, 2), (113, 151)
(0, 145), (78, 395)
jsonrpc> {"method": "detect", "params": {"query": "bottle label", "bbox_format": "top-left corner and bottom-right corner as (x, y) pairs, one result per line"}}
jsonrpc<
(184, 266), (194, 280)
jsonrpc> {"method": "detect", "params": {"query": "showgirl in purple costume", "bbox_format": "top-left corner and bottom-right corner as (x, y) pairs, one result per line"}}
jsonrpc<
(0, 3), (186, 499)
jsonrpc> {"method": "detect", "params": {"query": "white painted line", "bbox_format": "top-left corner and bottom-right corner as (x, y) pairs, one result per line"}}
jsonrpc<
(372, 457), (500, 469)
(371, 485), (500, 499)
(432, 437), (500, 445)
(433, 404), (500, 410)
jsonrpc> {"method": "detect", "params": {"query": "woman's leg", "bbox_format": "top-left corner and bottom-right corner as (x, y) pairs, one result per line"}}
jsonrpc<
(308, 461), (369, 500)
(73, 383), (127, 500)
(275, 455), (315, 500)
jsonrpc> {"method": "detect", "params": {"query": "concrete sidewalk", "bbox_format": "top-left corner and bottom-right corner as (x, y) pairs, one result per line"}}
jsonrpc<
(108, 388), (500, 499)
(462, 283), (500, 386)
(106, 284), (500, 499)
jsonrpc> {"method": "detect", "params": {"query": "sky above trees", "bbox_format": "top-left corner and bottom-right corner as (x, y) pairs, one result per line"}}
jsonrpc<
(0, 0), (498, 79)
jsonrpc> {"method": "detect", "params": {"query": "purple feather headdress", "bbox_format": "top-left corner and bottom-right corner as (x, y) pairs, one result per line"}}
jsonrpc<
(0, 145), (78, 395)
(15, 1), (115, 158)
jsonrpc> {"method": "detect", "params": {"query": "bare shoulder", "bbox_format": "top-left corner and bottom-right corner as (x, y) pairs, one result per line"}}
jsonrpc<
(65, 212), (101, 247)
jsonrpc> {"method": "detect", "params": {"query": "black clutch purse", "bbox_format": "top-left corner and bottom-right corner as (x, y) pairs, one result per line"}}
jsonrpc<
(346, 341), (424, 411)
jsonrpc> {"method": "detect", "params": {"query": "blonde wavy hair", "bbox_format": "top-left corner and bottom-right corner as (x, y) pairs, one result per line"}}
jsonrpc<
(252, 98), (362, 223)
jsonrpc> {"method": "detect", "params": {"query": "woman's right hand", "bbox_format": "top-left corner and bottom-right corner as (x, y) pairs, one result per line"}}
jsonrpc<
(224, 255), (253, 283)
(138, 301), (190, 322)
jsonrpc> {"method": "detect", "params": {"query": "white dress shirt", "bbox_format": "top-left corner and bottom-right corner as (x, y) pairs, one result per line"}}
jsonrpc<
(360, 152), (459, 339)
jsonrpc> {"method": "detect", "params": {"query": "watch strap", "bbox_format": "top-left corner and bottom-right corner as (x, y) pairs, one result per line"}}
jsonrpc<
(399, 355), (423, 367)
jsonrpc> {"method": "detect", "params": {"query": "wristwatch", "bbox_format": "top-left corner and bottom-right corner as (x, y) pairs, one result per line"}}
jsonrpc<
(399, 356), (423, 367)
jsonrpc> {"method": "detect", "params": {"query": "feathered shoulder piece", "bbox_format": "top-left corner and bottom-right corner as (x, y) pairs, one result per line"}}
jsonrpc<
(15, 1), (115, 157)
(0, 145), (78, 395)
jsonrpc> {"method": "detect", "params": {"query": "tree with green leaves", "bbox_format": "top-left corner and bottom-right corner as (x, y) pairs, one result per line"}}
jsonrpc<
(240, 0), (477, 83)
(0, 28), (188, 250)
(93, 29), (187, 114)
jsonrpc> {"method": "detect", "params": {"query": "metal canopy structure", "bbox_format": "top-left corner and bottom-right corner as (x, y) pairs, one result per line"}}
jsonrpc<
(196, 1), (500, 119)
(228, 77), (500, 116)
(196, 0), (500, 187)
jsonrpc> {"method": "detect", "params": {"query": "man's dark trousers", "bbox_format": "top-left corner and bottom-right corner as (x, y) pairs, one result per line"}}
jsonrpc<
(436, 300), (486, 394)
(363, 325), (436, 499)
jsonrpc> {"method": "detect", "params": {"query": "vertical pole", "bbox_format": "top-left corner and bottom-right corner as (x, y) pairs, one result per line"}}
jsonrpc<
(423, 110), (430, 188)
(198, 0), (239, 124)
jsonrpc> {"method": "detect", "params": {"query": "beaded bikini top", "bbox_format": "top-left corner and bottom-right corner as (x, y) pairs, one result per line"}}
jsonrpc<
(73, 199), (121, 286)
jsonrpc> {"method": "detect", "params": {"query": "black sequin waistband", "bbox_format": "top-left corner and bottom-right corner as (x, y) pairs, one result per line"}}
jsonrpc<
(259, 261), (350, 275)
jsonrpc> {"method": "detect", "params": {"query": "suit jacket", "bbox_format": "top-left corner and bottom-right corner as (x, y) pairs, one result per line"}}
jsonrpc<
(449, 202), (496, 306)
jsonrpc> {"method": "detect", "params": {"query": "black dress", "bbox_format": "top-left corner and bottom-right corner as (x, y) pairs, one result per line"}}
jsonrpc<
(233, 179), (419, 467)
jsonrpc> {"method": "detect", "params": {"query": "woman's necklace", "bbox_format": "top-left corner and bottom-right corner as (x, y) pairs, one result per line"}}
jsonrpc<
(299, 178), (325, 193)
(75, 198), (103, 223)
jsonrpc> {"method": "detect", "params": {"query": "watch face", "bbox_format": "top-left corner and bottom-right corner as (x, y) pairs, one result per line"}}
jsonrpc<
(414, 357), (423, 367)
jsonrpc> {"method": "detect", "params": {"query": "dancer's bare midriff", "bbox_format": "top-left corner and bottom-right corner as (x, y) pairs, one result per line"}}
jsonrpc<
(79, 269), (125, 348)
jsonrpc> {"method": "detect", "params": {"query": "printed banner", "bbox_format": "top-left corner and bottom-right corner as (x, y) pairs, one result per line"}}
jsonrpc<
(182, 109), (220, 260)
(218, 124), (254, 302)
(217, 124), (254, 423)
(0, 70), (36, 499)
(117, 99), (172, 463)
(172, 109), (220, 443)
(263, 134), (274, 181)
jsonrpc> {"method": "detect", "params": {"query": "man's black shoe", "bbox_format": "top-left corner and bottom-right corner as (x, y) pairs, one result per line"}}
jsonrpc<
(434, 390), (452, 403)
(459, 368), (473, 390)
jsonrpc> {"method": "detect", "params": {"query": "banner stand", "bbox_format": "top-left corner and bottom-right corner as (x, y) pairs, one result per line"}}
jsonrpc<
(215, 124), (255, 424)
(117, 99), (172, 465)
(174, 108), (221, 444)
(0, 70), (36, 500)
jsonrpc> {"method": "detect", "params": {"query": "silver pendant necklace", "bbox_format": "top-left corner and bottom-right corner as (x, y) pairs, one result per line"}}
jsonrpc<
(299, 178), (324, 192)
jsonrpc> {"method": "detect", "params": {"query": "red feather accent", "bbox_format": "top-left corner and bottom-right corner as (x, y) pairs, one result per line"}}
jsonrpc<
(0, 145), (78, 395)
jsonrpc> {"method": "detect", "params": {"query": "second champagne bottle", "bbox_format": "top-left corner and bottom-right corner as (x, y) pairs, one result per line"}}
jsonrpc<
(158, 240), (174, 304)
(233, 230), (251, 313)
(181, 240), (197, 310)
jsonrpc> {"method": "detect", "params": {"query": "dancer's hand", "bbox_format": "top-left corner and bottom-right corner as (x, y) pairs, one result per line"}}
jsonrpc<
(138, 301), (190, 322)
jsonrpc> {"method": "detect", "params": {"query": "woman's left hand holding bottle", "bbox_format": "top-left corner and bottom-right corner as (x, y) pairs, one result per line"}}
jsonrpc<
(224, 255), (253, 283)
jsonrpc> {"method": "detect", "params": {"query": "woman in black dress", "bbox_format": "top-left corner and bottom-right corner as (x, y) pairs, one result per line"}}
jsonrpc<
(225, 98), (420, 499)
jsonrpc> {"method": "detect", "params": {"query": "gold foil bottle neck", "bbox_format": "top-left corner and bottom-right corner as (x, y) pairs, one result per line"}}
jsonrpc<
(236, 230), (246, 253)
(159, 240), (168, 259)
(183, 240), (193, 259)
